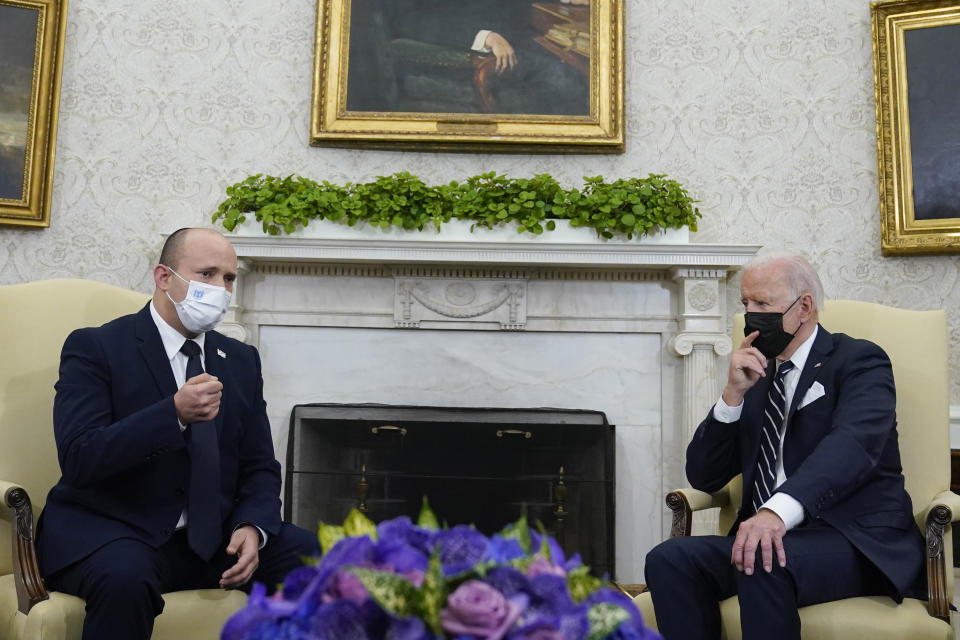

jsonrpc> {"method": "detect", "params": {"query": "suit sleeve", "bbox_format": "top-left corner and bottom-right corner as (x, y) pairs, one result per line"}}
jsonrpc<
(53, 328), (186, 487)
(685, 407), (745, 494)
(226, 346), (282, 536)
(777, 341), (897, 517)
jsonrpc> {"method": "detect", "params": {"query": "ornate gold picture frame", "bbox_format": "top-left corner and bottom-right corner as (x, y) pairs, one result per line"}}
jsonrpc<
(310, 0), (624, 153)
(0, 0), (68, 228)
(872, 0), (960, 255)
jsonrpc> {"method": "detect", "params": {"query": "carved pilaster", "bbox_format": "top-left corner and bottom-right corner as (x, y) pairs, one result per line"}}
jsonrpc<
(670, 268), (727, 334)
(670, 333), (732, 444)
(669, 333), (731, 534)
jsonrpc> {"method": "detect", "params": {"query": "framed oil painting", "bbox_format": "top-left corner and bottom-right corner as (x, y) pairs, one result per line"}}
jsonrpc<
(310, 0), (624, 153)
(872, 0), (960, 255)
(0, 0), (67, 228)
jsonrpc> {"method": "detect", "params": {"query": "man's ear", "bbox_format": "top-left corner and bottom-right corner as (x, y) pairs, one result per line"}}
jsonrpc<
(799, 292), (815, 320)
(153, 264), (170, 290)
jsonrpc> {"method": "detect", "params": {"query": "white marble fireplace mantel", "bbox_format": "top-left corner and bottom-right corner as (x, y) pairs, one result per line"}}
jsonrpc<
(222, 232), (760, 583)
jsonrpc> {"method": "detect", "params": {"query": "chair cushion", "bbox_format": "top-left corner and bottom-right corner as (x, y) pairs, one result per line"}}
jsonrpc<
(0, 574), (246, 640)
(634, 591), (952, 640)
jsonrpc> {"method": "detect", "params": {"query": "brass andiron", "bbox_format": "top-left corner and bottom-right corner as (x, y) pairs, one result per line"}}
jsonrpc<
(554, 465), (567, 547)
(356, 463), (369, 514)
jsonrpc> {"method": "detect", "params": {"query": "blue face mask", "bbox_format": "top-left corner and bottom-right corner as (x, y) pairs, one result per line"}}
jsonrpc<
(743, 295), (802, 359)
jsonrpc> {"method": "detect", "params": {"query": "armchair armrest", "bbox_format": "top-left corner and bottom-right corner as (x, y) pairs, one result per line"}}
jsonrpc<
(666, 486), (733, 538)
(1, 480), (50, 614)
(920, 489), (960, 622)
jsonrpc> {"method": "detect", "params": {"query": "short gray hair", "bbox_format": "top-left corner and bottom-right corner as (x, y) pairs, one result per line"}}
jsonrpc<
(744, 252), (825, 311)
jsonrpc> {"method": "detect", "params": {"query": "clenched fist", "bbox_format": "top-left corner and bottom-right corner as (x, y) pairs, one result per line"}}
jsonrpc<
(174, 373), (222, 424)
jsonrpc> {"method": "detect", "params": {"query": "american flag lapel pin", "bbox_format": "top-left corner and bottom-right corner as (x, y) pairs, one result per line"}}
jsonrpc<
(813, 362), (821, 368)
(217, 348), (227, 359)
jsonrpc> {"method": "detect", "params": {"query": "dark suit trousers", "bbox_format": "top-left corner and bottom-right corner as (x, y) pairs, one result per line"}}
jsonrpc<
(644, 523), (889, 640)
(46, 522), (320, 640)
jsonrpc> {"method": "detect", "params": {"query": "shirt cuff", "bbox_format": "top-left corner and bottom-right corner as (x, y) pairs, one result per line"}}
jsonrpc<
(256, 526), (268, 549)
(761, 492), (805, 530)
(711, 396), (743, 423)
(234, 523), (269, 550)
(472, 29), (492, 52)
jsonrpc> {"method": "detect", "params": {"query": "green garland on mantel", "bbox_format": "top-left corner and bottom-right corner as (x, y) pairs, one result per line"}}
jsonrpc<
(212, 171), (701, 239)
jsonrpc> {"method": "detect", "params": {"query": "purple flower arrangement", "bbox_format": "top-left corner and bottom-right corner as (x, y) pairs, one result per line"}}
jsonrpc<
(222, 500), (660, 640)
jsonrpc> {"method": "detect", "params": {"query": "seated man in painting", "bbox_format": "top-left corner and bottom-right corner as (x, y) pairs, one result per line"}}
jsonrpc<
(350, 0), (590, 115)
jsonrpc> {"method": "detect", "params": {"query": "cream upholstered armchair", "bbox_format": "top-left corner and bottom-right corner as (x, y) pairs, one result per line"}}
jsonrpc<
(0, 279), (246, 640)
(634, 300), (958, 639)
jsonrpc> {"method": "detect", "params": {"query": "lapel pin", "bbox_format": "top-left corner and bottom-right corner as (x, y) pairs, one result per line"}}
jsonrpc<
(217, 349), (227, 358)
(813, 362), (821, 368)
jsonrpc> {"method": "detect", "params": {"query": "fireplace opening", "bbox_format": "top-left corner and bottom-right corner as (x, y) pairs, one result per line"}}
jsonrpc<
(285, 403), (616, 578)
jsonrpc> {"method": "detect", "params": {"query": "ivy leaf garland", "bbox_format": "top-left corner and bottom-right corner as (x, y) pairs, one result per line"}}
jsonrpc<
(213, 171), (701, 240)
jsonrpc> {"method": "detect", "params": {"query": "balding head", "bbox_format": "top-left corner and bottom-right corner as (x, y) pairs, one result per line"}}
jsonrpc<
(153, 228), (238, 337)
(743, 252), (824, 312)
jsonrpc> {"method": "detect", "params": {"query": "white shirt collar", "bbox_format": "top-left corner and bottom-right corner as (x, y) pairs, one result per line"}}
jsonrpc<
(780, 323), (818, 373)
(149, 300), (206, 361)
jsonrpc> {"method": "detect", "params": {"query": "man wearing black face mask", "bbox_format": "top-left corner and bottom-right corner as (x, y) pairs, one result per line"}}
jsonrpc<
(644, 252), (924, 640)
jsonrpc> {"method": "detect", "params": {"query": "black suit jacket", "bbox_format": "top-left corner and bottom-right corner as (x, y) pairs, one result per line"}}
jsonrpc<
(686, 326), (924, 599)
(38, 304), (281, 577)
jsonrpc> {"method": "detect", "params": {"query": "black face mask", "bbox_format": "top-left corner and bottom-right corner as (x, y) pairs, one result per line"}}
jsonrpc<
(743, 296), (802, 359)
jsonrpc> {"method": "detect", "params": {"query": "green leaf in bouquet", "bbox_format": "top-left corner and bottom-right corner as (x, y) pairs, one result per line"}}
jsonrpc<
(350, 568), (419, 618)
(343, 507), (377, 539)
(498, 511), (533, 554)
(317, 522), (345, 555)
(586, 603), (631, 640)
(567, 565), (604, 604)
(415, 551), (447, 635)
(417, 496), (440, 530)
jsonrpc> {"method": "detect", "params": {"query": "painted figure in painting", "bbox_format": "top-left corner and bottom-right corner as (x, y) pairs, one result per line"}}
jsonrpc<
(0, 4), (38, 201)
(347, 0), (591, 116)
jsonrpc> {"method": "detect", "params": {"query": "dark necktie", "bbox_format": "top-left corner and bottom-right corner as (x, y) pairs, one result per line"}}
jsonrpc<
(180, 339), (221, 560)
(752, 360), (794, 514)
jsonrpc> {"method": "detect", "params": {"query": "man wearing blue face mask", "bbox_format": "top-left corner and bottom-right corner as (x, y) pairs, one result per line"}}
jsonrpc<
(644, 252), (924, 640)
(36, 228), (320, 639)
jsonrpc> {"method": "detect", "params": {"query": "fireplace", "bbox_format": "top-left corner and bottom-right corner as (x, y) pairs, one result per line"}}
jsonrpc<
(222, 232), (758, 582)
(285, 404), (615, 577)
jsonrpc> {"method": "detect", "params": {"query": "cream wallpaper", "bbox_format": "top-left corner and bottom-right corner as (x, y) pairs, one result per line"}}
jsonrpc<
(0, 0), (958, 400)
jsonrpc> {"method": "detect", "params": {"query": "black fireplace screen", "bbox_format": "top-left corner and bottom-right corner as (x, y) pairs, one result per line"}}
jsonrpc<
(285, 403), (615, 578)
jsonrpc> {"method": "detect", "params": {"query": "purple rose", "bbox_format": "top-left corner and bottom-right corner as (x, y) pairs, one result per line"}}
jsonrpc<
(440, 580), (524, 640)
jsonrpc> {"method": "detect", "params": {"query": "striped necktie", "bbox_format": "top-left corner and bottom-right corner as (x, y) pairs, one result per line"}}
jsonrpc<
(752, 360), (794, 514)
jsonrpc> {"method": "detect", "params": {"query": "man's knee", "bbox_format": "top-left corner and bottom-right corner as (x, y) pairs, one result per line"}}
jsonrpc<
(85, 563), (164, 614)
(645, 537), (688, 582)
(735, 549), (795, 594)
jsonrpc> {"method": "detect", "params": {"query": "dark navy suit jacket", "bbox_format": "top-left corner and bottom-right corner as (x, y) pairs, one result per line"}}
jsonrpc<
(686, 325), (924, 599)
(38, 304), (282, 577)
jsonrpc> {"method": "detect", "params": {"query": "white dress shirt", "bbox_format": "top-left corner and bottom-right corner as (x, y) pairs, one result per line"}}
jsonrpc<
(711, 325), (819, 530)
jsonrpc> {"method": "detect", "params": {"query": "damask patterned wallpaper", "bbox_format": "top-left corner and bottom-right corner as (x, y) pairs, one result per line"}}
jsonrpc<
(1, 0), (958, 400)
